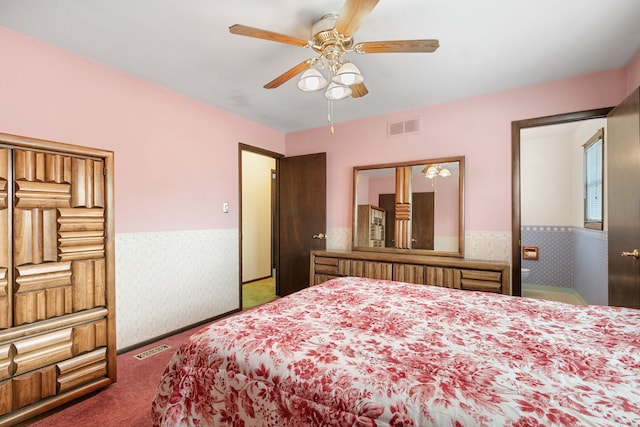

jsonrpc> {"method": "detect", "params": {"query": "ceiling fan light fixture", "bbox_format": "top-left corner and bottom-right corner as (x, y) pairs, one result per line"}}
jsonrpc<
(333, 62), (364, 86)
(297, 68), (327, 92)
(324, 82), (352, 100)
(424, 165), (438, 179)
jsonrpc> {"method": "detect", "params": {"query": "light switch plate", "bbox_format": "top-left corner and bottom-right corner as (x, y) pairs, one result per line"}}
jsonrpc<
(223, 202), (229, 213)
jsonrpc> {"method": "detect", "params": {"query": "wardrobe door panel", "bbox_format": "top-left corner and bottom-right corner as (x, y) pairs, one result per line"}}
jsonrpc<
(13, 208), (59, 266)
(57, 348), (107, 393)
(11, 366), (57, 410)
(58, 208), (105, 261)
(14, 150), (70, 181)
(13, 262), (73, 325)
(0, 135), (115, 425)
(71, 158), (104, 208)
(0, 379), (10, 415)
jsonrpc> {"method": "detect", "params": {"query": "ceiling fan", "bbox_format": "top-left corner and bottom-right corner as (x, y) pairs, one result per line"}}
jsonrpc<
(228, 0), (439, 100)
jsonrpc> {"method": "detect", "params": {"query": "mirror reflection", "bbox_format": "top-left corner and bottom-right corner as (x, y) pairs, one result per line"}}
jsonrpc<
(353, 156), (464, 257)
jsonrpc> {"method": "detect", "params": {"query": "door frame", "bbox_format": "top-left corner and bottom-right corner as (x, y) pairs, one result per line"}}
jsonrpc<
(238, 143), (284, 307)
(511, 107), (612, 296)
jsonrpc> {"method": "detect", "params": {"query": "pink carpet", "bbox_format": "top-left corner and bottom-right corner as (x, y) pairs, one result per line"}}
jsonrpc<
(19, 322), (213, 426)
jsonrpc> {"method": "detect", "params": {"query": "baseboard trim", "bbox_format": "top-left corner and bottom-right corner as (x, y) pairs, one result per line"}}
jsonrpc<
(242, 275), (273, 285)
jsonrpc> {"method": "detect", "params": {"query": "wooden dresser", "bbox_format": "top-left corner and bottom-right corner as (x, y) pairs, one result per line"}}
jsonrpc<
(310, 250), (510, 295)
(0, 133), (116, 425)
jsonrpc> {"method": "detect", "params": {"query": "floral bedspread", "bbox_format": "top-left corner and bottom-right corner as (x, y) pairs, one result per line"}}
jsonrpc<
(151, 277), (640, 426)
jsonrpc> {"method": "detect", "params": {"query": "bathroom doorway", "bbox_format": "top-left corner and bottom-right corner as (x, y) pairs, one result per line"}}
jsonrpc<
(512, 108), (612, 303)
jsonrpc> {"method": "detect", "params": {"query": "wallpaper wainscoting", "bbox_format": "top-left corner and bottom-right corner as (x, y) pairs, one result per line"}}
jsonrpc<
(327, 227), (512, 263)
(573, 227), (608, 306)
(326, 227), (352, 251)
(115, 229), (239, 350)
(465, 231), (512, 262)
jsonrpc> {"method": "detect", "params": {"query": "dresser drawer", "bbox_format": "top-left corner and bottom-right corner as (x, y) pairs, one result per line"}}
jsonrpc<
(314, 257), (339, 275)
(460, 270), (503, 293)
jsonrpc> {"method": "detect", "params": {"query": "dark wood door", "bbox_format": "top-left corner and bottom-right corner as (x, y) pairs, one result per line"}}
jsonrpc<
(378, 193), (395, 247)
(278, 153), (326, 296)
(608, 88), (640, 308)
(378, 192), (434, 249)
(411, 192), (434, 250)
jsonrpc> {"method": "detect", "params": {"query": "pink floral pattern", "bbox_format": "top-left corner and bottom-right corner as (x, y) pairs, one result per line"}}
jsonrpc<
(151, 277), (640, 426)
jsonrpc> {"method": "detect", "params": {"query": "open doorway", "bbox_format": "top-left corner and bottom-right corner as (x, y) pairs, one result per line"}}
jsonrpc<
(239, 144), (282, 309)
(511, 108), (612, 302)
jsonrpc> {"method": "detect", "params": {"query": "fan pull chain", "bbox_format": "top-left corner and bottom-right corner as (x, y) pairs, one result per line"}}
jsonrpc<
(327, 99), (335, 134)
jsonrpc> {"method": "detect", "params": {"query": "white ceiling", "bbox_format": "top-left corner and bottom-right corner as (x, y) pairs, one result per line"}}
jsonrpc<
(1, 0), (639, 133)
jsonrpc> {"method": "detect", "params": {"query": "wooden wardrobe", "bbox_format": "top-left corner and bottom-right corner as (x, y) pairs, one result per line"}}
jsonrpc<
(0, 132), (116, 425)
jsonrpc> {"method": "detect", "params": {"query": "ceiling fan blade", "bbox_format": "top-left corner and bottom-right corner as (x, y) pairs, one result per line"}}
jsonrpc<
(351, 82), (368, 98)
(334, 0), (380, 38)
(355, 39), (440, 54)
(229, 24), (308, 47)
(264, 60), (312, 89)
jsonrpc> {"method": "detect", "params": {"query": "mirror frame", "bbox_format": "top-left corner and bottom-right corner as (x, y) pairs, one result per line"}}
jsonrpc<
(352, 156), (465, 258)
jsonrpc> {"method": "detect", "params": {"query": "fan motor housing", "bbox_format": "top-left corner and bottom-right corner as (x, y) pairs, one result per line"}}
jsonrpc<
(311, 13), (353, 54)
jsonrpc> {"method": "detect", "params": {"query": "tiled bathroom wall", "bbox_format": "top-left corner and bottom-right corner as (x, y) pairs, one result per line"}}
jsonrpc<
(521, 225), (607, 305)
(521, 226), (573, 287)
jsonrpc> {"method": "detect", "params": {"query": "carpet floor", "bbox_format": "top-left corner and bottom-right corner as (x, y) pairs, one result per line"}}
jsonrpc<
(243, 276), (278, 309)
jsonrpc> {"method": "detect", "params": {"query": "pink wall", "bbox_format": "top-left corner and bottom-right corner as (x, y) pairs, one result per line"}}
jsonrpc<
(286, 63), (638, 233)
(0, 27), (286, 233)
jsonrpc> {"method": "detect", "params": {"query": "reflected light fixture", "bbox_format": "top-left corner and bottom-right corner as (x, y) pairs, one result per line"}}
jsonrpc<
(422, 164), (451, 179)
(422, 164), (451, 193)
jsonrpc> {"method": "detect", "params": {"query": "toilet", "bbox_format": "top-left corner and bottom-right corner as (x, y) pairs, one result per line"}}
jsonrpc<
(521, 268), (530, 279)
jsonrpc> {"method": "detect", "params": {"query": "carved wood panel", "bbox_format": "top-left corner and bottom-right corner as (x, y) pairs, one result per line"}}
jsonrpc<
(394, 166), (412, 248)
(0, 134), (115, 425)
(10, 150), (106, 329)
(13, 262), (72, 326)
(393, 264), (425, 284)
(0, 149), (9, 330)
(0, 318), (107, 414)
(425, 266), (460, 289)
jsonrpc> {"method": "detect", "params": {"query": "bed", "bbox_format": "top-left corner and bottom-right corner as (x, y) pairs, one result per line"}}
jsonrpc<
(151, 276), (640, 426)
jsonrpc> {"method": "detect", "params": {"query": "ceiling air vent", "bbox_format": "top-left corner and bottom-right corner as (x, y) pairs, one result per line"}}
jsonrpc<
(388, 118), (421, 137)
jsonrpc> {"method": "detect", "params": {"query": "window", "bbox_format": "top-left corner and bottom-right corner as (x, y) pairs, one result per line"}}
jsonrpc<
(583, 128), (604, 230)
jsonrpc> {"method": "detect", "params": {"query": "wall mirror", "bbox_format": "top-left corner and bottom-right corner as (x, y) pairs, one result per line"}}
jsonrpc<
(353, 156), (464, 257)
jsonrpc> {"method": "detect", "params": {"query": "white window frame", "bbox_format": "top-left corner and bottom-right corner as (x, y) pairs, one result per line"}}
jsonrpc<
(583, 128), (604, 230)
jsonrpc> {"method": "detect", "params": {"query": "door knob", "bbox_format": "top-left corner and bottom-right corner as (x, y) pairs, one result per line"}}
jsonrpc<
(313, 233), (326, 240)
(621, 249), (639, 259)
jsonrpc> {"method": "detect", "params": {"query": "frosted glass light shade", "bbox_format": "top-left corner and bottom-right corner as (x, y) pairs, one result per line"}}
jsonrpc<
(297, 69), (327, 92)
(439, 167), (451, 177)
(333, 62), (364, 85)
(424, 166), (438, 179)
(324, 82), (352, 100)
